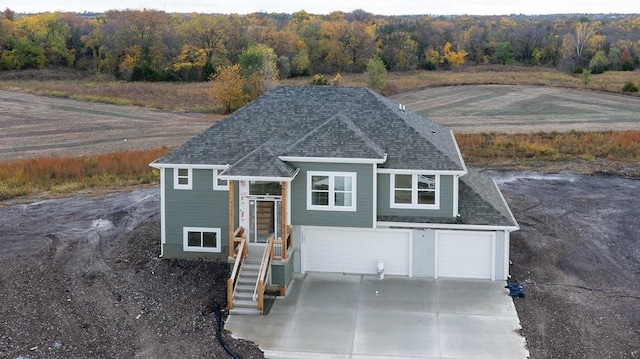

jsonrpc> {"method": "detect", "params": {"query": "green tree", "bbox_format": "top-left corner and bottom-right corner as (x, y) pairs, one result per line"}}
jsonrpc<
(366, 57), (387, 90)
(589, 50), (608, 74)
(239, 43), (279, 99)
(494, 42), (515, 65)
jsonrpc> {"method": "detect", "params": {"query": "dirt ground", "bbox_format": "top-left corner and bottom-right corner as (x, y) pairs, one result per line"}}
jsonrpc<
(1, 172), (638, 358)
(490, 171), (640, 359)
(0, 187), (264, 358)
(0, 90), (217, 161)
(393, 85), (640, 133)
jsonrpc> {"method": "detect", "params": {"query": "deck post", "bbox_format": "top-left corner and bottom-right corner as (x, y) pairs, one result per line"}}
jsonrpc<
(281, 181), (288, 261)
(228, 180), (235, 258)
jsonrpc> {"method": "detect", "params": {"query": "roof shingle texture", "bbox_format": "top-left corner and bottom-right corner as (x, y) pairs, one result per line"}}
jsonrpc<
(154, 86), (465, 172)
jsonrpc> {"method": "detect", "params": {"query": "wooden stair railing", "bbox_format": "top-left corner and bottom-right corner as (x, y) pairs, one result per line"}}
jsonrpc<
(272, 225), (292, 261)
(255, 236), (273, 314)
(226, 227), (246, 311)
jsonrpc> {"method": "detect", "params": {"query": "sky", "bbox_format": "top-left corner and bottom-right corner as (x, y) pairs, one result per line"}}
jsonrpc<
(3, 0), (639, 15)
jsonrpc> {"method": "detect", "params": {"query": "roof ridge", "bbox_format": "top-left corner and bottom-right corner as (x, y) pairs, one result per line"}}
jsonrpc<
(221, 142), (269, 173)
(462, 172), (518, 227)
(368, 89), (463, 168)
(333, 114), (386, 157)
(264, 145), (295, 174)
(280, 115), (336, 155)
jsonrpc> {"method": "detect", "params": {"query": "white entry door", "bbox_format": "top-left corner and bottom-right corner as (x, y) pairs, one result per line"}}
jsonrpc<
(301, 227), (412, 276)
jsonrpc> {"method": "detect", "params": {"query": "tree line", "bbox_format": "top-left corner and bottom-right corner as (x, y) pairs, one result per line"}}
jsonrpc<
(1, 8), (639, 81)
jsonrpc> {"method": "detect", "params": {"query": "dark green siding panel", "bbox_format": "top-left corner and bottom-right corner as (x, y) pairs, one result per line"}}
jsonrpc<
(271, 251), (294, 285)
(164, 168), (236, 259)
(377, 173), (455, 218)
(290, 162), (373, 228)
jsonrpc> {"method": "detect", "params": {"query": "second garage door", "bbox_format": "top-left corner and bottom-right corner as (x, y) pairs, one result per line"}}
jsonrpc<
(436, 230), (495, 280)
(301, 226), (412, 276)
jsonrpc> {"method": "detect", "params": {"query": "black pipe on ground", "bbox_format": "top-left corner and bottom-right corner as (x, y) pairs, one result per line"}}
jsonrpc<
(213, 304), (241, 359)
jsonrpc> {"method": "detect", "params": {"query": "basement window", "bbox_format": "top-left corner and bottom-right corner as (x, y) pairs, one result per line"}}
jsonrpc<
(183, 227), (221, 253)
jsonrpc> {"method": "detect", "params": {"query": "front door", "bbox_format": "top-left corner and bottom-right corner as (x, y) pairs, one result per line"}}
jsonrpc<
(248, 197), (282, 243)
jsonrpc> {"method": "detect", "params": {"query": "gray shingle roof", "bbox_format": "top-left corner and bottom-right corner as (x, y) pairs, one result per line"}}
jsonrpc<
(221, 144), (297, 178)
(281, 114), (385, 159)
(153, 86), (466, 174)
(378, 171), (518, 228)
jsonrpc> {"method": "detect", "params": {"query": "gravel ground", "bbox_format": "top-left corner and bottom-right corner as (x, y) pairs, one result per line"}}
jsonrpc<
(1, 171), (638, 358)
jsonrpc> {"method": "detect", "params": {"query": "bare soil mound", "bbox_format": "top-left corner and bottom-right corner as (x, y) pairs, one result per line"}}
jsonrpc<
(0, 188), (263, 358)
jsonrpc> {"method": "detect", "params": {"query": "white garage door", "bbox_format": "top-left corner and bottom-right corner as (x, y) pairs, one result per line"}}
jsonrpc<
(302, 227), (411, 276)
(436, 231), (495, 280)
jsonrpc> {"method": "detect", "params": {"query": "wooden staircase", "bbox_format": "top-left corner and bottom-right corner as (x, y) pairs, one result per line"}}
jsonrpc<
(229, 259), (262, 315)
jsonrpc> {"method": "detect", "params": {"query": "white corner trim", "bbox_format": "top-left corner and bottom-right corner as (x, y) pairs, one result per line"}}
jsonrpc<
(160, 168), (166, 252)
(452, 174), (459, 217)
(372, 163), (377, 228)
(504, 230), (510, 280)
(173, 167), (192, 190)
(279, 155), (386, 164)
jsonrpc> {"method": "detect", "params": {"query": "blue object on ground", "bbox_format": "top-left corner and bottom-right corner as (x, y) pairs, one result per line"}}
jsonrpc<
(505, 282), (525, 298)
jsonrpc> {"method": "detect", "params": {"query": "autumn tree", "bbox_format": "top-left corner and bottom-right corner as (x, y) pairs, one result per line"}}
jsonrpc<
(11, 12), (75, 68)
(320, 20), (375, 72)
(174, 14), (234, 80)
(208, 64), (249, 113)
(380, 31), (418, 71)
(441, 42), (467, 69)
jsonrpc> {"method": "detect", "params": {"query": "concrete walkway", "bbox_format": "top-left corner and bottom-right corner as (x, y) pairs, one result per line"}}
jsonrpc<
(226, 273), (529, 358)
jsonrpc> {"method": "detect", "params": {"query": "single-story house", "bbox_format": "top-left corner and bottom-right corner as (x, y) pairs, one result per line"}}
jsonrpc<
(150, 85), (518, 314)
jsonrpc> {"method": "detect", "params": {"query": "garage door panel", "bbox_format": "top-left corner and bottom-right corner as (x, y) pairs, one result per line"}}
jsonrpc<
(437, 231), (494, 280)
(302, 227), (410, 276)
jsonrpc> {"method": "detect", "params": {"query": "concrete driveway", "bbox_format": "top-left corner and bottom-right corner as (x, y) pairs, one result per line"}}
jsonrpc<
(226, 273), (529, 358)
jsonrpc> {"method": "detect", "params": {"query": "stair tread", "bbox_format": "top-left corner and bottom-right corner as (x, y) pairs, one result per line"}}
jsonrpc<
(230, 307), (260, 315)
(233, 299), (257, 306)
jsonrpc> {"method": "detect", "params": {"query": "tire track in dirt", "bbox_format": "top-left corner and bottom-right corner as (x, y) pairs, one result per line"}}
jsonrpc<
(0, 90), (219, 161)
(393, 85), (640, 133)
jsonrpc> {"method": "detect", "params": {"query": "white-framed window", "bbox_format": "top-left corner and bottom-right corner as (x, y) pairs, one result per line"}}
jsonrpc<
(307, 171), (357, 211)
(390, 173), (440, 209)
(183, 227), (222, 253)
(213, 169), (229, 191)
(174, 168), (192, 190)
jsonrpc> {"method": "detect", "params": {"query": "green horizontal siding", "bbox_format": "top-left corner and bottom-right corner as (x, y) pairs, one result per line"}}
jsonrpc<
(290, 162), (374, 228)
(164, 168), (237, 260)
(377, 173), (454, 218)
